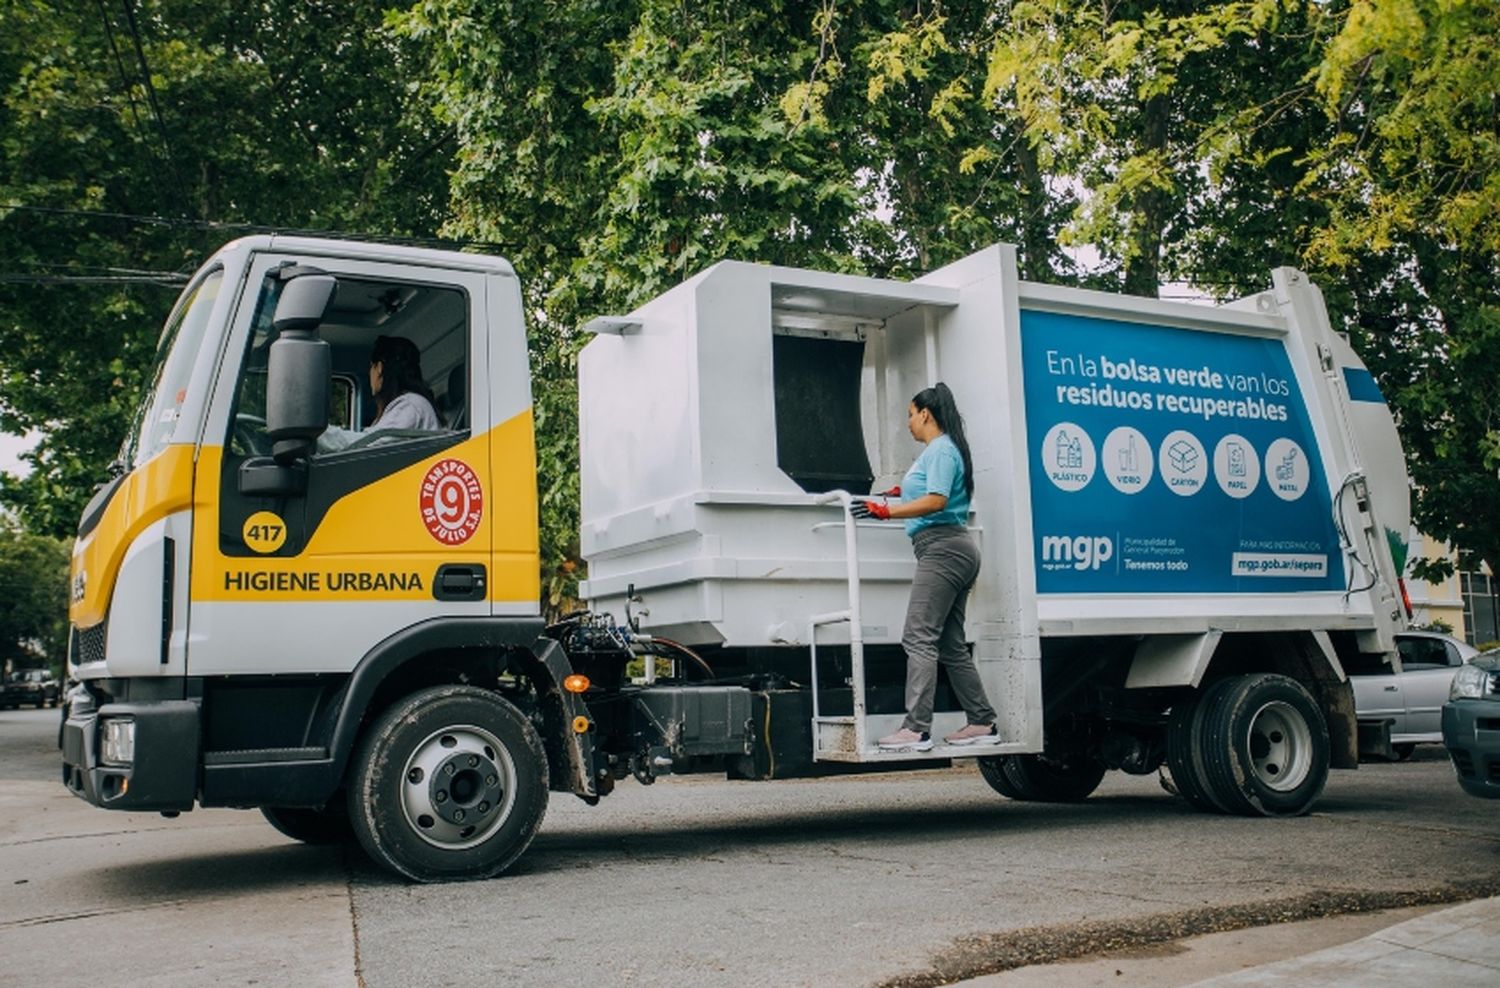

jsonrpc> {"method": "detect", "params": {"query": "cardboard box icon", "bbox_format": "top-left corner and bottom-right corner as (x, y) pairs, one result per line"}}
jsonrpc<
(1168, 439), (1199, 473)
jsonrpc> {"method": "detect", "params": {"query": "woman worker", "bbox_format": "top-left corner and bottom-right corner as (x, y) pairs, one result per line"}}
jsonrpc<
(852, 383), (999, 752)
(316, 334), (441, 453)
(367, 334), (441, 432)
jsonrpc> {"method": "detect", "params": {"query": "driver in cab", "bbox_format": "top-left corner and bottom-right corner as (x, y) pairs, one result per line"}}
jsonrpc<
(319, 335), (441, 452)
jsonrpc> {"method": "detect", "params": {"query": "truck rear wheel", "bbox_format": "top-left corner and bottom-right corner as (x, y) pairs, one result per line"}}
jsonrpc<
(1198, 674), (1329, 816)
(986, 753), (1106, 802)
(977, 757), (1025, 798)
(347, 685), (549, 882)
(1166, 678), (1239, 814)
(262, 803), (353, 845)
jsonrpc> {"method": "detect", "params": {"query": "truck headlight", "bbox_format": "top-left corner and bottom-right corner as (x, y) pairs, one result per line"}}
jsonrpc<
(1450, 663), (1492, 701)
(100, 718), (136, 766)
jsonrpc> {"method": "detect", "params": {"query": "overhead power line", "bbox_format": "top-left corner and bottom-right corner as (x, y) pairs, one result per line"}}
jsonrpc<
(120, 1), (173, 160)
(95, 0), (146, 139)
(94, 0), (180, 215)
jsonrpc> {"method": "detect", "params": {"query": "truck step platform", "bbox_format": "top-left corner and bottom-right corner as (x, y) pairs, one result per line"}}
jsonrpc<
(812, 715), (1027, 763)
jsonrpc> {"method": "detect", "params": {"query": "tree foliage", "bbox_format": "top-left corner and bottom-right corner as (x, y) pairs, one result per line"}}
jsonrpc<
(396, 0), (1068, 606)
(0, 519), (69, 669)
(1304, 0), (1500, 577)
(0, 0), (453, 534)
(1, 0), (1498, 600)
(869, 0), (1500, 575)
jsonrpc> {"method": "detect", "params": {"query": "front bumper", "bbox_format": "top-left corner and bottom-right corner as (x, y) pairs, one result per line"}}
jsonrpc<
(61, 696), (200, 811)
(1442, 700), (1500, 799)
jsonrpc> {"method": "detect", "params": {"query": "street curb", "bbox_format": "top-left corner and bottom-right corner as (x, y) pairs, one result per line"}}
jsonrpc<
(879, 879), (1500, 988)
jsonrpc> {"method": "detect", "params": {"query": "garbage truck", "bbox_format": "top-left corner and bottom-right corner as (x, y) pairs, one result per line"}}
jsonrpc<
(60, 236), (1412, 881)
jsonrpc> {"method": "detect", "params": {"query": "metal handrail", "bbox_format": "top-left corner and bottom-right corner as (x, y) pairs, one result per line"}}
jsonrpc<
(810, 490), (870, 751)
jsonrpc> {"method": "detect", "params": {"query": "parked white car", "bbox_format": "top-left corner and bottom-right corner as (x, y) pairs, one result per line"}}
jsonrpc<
(1351, 631), (1480, 758)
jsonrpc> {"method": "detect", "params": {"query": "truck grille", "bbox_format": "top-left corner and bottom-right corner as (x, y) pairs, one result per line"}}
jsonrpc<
(72, 622), (107, 666)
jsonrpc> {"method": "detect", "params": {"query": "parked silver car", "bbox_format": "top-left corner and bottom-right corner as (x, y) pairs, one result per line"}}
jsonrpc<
(1351, 631), (1480, 758)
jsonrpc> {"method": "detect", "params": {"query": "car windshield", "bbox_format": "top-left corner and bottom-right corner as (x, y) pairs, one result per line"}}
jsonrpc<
(119, 267), (225, 468)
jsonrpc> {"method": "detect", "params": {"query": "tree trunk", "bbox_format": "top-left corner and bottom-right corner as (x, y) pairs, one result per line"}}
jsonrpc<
(1123, 93), (1168, 298)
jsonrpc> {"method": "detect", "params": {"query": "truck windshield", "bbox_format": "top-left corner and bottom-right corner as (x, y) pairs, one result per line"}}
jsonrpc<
(119, 267), (224, 468)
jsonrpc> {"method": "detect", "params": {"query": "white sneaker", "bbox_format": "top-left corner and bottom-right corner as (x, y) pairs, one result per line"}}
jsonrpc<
(944, 723), (1000, 746)
(878, 728), (933, 752)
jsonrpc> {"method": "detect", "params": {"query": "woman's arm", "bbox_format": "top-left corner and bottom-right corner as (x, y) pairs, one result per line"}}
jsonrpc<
(884, 493), (947, 519)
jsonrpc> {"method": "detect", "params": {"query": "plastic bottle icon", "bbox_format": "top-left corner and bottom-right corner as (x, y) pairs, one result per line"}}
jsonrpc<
(1056, 430), (1083, 469)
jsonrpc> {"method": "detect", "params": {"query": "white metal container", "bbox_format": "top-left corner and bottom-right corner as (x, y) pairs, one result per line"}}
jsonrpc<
(579, 244), (1410, 753)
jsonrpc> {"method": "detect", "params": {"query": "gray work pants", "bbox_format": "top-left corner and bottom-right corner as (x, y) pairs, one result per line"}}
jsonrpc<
(901, 525), (995, 734)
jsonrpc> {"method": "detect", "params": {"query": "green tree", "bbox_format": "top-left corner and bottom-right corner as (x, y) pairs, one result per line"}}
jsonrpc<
(1302, 0), (1500, 577)
(965, 0), (1500, 575)
(0, 0), (453, 535)
(399, 0), (1073, 605)
(6, 0), (1498, 601)
(0, 520), (70, 669)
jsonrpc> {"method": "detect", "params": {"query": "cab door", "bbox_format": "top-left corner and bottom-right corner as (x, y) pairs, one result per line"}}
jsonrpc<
(188, 252), (494, 677)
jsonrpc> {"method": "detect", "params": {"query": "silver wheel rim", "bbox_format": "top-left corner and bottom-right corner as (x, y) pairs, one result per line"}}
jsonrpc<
(1245, 700), (1312, 792)
(400, 723), (517, 850)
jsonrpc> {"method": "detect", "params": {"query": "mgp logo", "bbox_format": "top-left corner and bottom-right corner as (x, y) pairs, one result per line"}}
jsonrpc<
(1040, 534), (1114, 571)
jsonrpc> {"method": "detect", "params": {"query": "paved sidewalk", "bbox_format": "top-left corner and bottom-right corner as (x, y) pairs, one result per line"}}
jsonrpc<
(959, 897), (1500, 987)
(1188, 896), (1500, 987)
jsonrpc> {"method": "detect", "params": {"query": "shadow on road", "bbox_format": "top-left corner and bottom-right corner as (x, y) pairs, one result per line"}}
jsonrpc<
(501, 791), (1200, 879)
(84, 842), (346, 903)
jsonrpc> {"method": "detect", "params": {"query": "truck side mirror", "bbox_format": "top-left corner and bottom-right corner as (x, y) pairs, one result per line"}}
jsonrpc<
(266, 274), (335, 464)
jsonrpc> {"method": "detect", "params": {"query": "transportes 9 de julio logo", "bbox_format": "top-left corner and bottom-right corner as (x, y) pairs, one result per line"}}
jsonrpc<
(420, 458), (483, 545)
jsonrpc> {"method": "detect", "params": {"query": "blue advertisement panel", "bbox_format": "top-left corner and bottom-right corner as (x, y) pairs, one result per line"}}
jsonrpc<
(1020, 309), (1344, 594)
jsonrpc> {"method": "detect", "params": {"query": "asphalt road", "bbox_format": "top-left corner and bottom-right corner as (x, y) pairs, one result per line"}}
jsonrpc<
(2, 705), (1497, 987)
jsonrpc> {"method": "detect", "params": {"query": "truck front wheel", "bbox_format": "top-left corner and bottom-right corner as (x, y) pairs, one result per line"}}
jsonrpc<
(1198, 673), (1329, 816)
(348, 685), (549, 882)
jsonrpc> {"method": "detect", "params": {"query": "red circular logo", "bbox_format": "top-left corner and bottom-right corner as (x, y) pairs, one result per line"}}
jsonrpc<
(419, 458), (484, 545)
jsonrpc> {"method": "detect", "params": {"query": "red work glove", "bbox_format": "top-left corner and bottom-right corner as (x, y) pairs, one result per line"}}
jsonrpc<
(875, 485), (901, 498)
(850, 499), (891, 520)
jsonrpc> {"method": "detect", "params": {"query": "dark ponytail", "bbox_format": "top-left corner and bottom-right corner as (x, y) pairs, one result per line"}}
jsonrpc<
(371, 334), (436, 409)
(912, 382), (974, 497)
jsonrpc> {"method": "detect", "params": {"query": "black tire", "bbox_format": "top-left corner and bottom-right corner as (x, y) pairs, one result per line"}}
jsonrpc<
(1392, 743), (1416, 761)
(1198, 673), (1329, 816)
(977, 756), (1026, 798)
(347, 685), (549, 882)
(1165, 688), (1219, 813)
(993, 753), (1106, 802)
(262, 803), (353, 845)
(1169, 678), (1242, 814)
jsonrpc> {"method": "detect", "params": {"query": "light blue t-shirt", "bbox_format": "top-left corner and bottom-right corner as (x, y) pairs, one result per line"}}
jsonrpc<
(900, 433), (971, 537)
